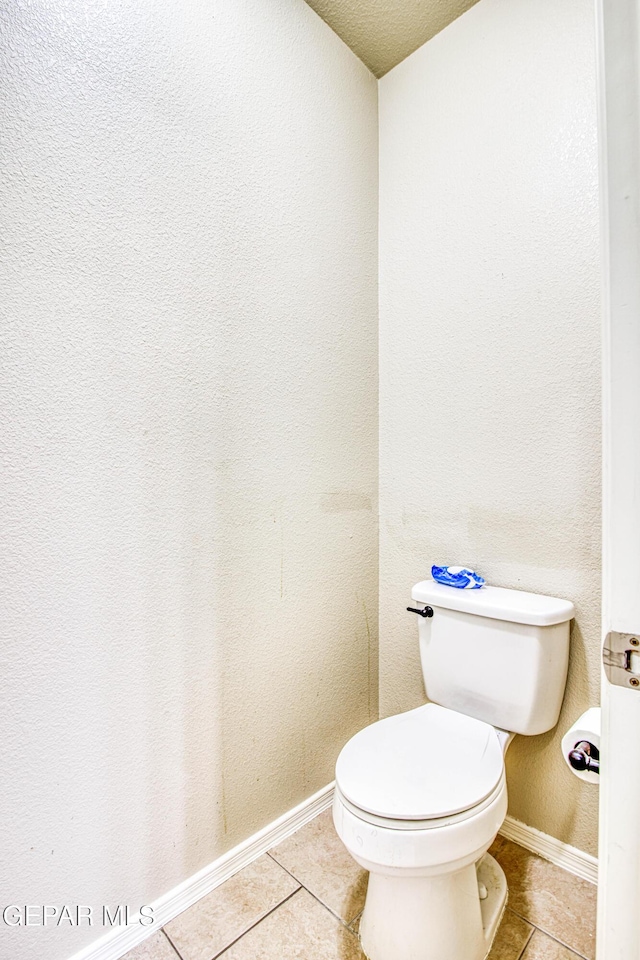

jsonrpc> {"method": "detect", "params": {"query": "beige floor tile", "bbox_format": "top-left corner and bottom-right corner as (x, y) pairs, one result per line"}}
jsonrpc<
(218, 888), (365, 960)
(269, 809), (367, 923)
(121, 931), (179, 960)
(488, 908), (534, 960)
(521, 929), (584, 960)
(492, 840), (596, 960)
(164, 854), (299, 960)
(489, 834), (506, 858)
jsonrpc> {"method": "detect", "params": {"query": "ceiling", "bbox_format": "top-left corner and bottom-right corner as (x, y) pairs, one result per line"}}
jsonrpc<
(304, 0), (480, 77)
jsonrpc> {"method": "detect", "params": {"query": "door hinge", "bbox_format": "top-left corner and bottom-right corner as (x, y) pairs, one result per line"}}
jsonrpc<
(603, 631), (640, 689)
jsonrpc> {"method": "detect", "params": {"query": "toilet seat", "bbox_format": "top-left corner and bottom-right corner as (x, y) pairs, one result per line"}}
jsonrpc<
(334, 774), (506, 831)
(333, 774), (508, 877)
(335, 703), (504, 821)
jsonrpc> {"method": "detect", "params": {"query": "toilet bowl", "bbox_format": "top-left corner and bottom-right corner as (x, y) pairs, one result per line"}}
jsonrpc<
(333, 580), (574, 960)
(334, 704), (510, 960)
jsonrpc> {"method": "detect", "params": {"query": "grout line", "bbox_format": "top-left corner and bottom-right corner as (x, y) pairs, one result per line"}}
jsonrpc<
(301, 885), (362, 934)
(265, 851), (305, 889)
(505, 908), (591, 960)
(160, 879), (302, 960)
(266, 852), (361, 934)
(531, 930), (589, 960)
(512, 915), (535, 960)
(161, 927), (185, 960)
(207, 888), (302, 960)
(517, 936), (531, 960)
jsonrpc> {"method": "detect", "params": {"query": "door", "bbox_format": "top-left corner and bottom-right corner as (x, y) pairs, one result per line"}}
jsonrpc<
(596, 2), (640, 958)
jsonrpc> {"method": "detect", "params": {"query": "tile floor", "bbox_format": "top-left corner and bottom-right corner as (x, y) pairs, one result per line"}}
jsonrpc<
(122, 810), (597, 960)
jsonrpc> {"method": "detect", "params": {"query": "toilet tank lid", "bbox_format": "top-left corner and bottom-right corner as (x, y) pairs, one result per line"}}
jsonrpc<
(411, 581), (575, 626)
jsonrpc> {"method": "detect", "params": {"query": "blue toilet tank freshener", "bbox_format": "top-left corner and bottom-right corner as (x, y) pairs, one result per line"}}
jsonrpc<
(431, 565), (485, 589)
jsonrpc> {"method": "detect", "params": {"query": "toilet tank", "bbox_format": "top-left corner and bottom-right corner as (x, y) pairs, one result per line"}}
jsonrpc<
(412, 581), (574, 735)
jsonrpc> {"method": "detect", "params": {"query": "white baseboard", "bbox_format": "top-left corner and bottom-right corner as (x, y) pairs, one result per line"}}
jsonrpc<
(68, 782), (335, 960)
(68, 786), (597, 960)
(499, 815), (598, 885)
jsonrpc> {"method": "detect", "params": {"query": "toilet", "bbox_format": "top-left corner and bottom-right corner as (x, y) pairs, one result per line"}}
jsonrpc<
(333, 579), (574, 960)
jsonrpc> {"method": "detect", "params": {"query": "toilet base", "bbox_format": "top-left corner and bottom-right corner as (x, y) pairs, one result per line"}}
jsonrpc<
(359, 853), (507, 960)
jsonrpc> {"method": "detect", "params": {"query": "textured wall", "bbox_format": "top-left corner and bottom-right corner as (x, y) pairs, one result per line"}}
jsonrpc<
(0, 1), (378, 957)
(379, 0), (600, 855)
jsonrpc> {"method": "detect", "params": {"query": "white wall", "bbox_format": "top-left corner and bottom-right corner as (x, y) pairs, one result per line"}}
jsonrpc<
(0, 1), (378, 957)
(379, 0), (601, 854)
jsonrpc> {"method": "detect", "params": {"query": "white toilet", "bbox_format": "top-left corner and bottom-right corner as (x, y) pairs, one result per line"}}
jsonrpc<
(333, 579), (574, 960)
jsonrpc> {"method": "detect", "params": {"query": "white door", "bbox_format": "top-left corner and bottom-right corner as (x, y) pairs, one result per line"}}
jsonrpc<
(596, 2), (640, 958)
